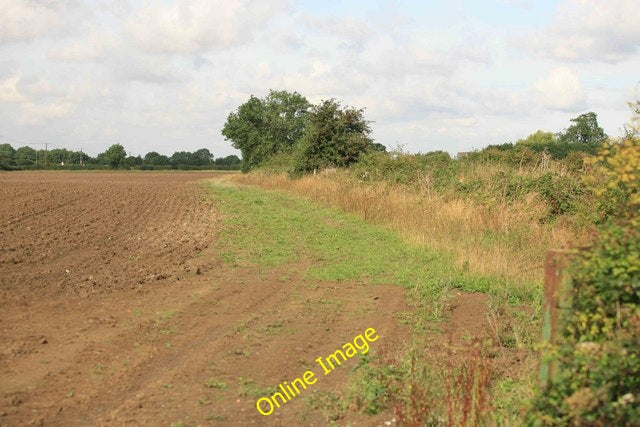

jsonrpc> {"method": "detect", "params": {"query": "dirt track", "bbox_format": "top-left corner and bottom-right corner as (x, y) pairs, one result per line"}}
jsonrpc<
(0, 172), (409, 426)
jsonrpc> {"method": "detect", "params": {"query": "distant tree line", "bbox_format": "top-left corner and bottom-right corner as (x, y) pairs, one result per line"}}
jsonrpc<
(0, 143), (241, 171)
(480, 111), (608, 159)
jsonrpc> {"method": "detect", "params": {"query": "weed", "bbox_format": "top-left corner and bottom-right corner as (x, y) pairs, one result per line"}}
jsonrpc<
(204, 378), (227, 390)
(305, 390), (346, 421)
(237, 377), (278, 398)
(444, 341), (492, 426)
(345, 354), (403, 415)
(262, 321), (285, 335)
(159, 309), (178, 321)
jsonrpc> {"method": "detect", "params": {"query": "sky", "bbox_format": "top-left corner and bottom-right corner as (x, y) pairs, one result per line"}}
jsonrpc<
(0, 0), (639, 158)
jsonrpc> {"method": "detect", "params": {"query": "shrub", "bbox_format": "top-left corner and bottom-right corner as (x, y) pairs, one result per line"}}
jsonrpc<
(528, 225), (640, 425)
(534, 173), (583, 218)
(293, 99), (373, 174)
(528, 123), (640, 425)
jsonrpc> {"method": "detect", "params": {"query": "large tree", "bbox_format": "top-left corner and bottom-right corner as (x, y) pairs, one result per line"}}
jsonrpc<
(15, 146), (36, 166)
(222, 90), (310, 171)
(102, 144), (126, 168)
(559, 112), (607, 144)
(192, 148), (214, 166)
(0, 143), (16, 169)
(144, 151), (170, 167)
(294, 99), (373, 173)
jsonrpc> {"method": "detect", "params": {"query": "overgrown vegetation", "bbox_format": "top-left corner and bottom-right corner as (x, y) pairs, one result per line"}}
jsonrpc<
(207, 177), (533, 424)
(222, 95), (640, 424)
(528, 103), (640, 425)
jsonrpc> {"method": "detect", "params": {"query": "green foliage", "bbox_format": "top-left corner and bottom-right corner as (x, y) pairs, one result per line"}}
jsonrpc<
(528, 113), (640, 424)
(143, 151), (170, 167)
(293, 99), (373, 173)
(584, 136), (640, 222)
(222, 90), (310, 171)
(559, 112), (608, 145)
(15, 146), (36, 166)
(534, 173), (583, 218)
(0, 143), (16, 169)
(222, 90), (379, 174)
(207, 181), (497, 293)
(516, 130), (557, 146)
(125, 155), (143, 167)
(346, 355), (403, 415)
(353, 148), (585, 221)
(102, 143), (126, 168)
(353, 150), (457, 189)
(170, 148), (214, 168)
(214, 154), (241, 166)
(528, 225), (640, 425)
(0, 141), (238, 170)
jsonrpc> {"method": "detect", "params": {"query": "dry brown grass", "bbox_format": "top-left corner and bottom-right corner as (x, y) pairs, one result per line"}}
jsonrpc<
(230, 170), (588, 287)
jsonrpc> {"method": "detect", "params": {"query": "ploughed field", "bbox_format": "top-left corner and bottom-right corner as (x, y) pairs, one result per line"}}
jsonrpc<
(1, 172), (219, 300)
(0, 172), (408, 425)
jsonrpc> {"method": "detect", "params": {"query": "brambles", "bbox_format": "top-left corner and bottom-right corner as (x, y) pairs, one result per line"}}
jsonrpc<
(528, 104), (640, 425)
(584, 136), (640, 223)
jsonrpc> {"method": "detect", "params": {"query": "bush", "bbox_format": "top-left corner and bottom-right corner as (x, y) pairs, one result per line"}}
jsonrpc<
(534, 173), (583, 218)
(528, 225), (640, 425)
(351, 150), (456, 190)
(293, 99), (373, 174)
(528, 128), (640, 425)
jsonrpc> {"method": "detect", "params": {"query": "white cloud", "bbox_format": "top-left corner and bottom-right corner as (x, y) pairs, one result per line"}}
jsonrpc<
(0, 1), (59, 44)
(19, 101), (75, 125)
(127, 0), (288, 53)
(0, 1), (634, 156)
(534, 67), (586, 112)
(528, 0), (640, 63)
(0, 75), (26, 102)
(49, 38), (106, 62)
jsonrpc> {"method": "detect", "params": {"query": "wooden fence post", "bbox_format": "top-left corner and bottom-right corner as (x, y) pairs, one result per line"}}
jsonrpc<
(539, 249), (574, 386)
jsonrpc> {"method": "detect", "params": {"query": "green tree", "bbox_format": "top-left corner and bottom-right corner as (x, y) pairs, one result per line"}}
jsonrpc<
(0, 143), (16, 169)
(192, 148), (213, 166)
(559, 112), (608, 144)
(144, 151), (170, 167)
(102, 144), (126, 168)
(222, 90), (310, 171)
(15, 146), (36, 166)
(214, 154), (241, 166)
(170, 151), (192, 167)
(515, 130), (557, 146)
(48, 148), (73, 165)
(371, 142), (387, 152)
(125, 155), (143, 167)
(294, 99), (373, 173)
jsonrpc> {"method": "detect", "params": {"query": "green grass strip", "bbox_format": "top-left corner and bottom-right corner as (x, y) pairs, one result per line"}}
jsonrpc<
(204, 181), (528, 304)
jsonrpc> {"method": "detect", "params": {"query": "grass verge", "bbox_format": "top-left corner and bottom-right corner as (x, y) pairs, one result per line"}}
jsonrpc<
(204, 178), (539, 423)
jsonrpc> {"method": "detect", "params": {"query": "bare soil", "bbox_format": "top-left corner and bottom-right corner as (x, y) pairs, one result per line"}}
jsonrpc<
(0, 172), (413, 426)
